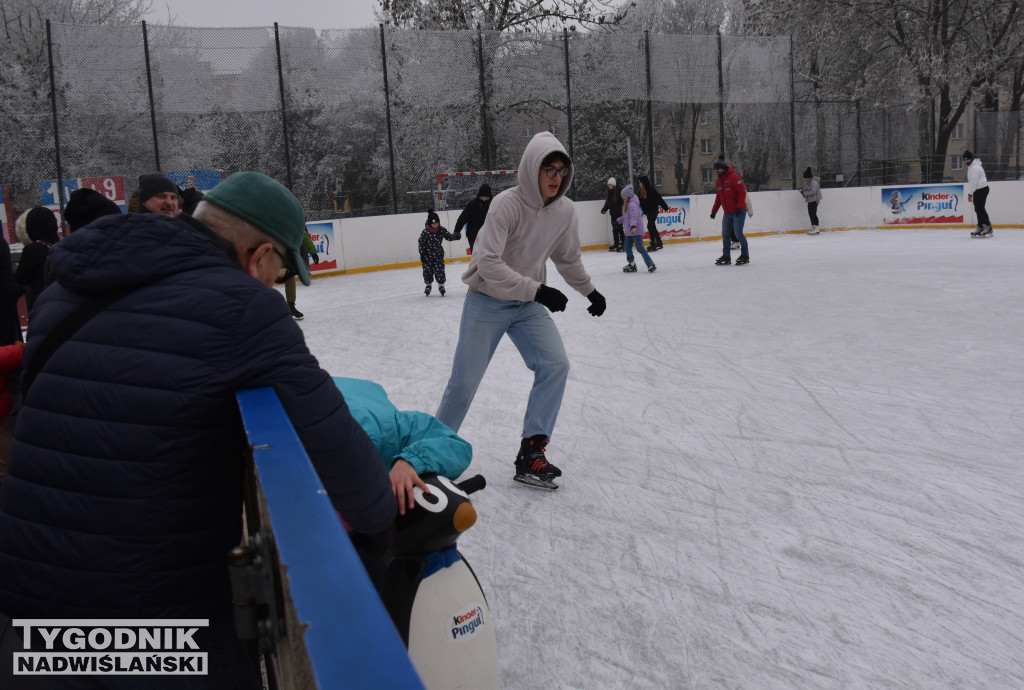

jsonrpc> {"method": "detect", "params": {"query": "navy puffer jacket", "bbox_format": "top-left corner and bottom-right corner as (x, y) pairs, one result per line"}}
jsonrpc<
(0, 212), (396, 619)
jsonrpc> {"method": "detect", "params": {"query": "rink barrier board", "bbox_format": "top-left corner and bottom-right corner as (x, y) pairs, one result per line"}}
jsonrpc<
(308, 222), (1018, 279)
(303, 181), (1021, 279)
(236, 387), (425, 690)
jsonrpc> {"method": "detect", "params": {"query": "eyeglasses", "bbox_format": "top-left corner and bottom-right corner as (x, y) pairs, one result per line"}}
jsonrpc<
(542, 166), (570, 179)
(249, 243), (294, 284)
(270, 247), (295, 284)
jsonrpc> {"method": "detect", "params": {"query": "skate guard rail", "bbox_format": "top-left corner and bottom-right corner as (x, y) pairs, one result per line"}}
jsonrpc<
(236, 387), (424, 690)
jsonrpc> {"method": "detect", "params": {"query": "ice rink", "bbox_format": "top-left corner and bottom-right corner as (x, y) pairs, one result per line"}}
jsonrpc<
(291, 228), (1023, 689)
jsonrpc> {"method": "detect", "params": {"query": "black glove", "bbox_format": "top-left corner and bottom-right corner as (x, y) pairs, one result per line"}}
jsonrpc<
(453, 233), (461, 240)
(586, 289), (606, 317)
(311, 253), (320, 264)
(710, 212), (716, 219)
(535, 284), (568, 313)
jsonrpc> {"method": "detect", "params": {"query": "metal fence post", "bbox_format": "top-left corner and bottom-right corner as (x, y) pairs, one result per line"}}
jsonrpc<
(379, 24), (398, 214)
(142, 21), (161, 171)
(645, 30), (655, 181)
(45, 20), (67, 226)
(563, 28), (576, 199)
(274, 23), (294, 189)
(856, 99), (862, 185)
(717, 29), (725, 158)
(789, 35), (797, 188)
(477, 27), (491, 170)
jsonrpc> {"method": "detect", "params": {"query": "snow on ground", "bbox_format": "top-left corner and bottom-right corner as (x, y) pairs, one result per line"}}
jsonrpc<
(289, 229), (1024, 689)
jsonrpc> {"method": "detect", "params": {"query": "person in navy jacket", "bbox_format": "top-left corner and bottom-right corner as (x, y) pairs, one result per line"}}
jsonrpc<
(0, 172), (396, 688)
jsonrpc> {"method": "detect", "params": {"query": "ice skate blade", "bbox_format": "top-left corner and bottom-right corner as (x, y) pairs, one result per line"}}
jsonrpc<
(513, 474), (559, 491)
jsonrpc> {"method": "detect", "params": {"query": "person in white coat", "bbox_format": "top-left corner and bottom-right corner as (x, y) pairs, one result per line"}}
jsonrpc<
(801, 167), (823, 235)
(963, 151), (992, 237)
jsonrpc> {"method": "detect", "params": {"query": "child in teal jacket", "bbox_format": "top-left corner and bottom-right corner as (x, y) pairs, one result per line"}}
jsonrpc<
(333, 377), (472, 515)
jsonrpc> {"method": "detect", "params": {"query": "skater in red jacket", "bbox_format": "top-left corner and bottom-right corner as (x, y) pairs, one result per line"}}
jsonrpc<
(710, 159), (749, 265)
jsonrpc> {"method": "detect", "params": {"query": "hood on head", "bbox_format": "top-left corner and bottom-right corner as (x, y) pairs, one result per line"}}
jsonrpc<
(517, 132), (573, 208)
(26, 207), (59, 243)
(478, 184), (492, 199)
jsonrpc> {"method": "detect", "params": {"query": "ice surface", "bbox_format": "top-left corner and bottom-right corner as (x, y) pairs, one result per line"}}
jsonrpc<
(290, 229), (1024, 689)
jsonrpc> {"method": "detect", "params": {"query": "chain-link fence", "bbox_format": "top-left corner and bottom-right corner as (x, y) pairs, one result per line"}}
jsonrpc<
(3, 22), (1016, 225)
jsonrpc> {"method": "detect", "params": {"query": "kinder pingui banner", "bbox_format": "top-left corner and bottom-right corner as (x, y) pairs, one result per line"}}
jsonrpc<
(656, 196), (691, 238)
(881, 184), (964, 225)
(306, 220), (339, 273)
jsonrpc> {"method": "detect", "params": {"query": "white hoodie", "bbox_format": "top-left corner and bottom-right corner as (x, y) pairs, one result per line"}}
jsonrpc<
(966, 158), (988, 195)
(461, 132), (595, 302)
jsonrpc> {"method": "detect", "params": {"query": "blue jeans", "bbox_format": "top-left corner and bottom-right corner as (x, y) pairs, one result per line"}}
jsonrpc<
(436, 290), (569, 438)
(624, 235), (654, 268)
(722, 211), (748, 255)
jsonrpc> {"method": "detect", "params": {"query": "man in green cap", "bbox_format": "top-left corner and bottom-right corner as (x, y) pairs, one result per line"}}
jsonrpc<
(0, 172), (396, 688)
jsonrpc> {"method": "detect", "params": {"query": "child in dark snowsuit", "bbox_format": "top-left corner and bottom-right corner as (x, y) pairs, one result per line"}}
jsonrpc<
(418, 210), (458, 296)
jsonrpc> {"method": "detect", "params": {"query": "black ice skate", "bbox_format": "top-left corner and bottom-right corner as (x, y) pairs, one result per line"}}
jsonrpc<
(513, 435), (560, 490)
(648, 264), (657, 273)
(979, 225), (993, 238)
(288, 302), (304, 320)
(623, 263), (638, 273)
(439, 285), (446, 296)
(970, 226), (984, 237)
(715, 255), (731, 265)
(735, 255), (750, 265)
(424, 284), (432, 296)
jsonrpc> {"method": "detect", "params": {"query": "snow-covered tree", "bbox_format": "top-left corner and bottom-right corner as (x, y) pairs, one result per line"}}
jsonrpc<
(0, 0), (151, 206)
(744, 0), (1024, 182)
(376, 0), (628, 31)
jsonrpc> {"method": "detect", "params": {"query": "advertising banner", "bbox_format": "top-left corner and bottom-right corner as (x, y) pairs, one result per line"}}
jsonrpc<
(165, 169), (224, 194)
(306, 220), (339, 273)
(655, 197), (692, 239)
(40, 177), (128, 227)
(880, 184), (964, 225)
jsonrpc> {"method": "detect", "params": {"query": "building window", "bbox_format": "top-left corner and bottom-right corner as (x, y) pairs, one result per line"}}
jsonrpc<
(701, 167), (714, 185)
(951, 155), (963, 171)
(951, 122), (965, 140)
(701, 139), (713, 154)
(547, 122), (558, 136)
(678, 141), (687, 156)
(653, 171), (663, 187)
(698, 109), (711, 125)
(522, 125), (533, 138)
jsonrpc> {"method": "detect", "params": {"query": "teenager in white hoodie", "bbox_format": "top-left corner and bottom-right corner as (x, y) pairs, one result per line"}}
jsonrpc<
(963, 151), (992, 237)
(435, 132), (606, 488)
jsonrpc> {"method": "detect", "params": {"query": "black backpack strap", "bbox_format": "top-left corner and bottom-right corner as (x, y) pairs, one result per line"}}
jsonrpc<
(22, 290), (129, 399)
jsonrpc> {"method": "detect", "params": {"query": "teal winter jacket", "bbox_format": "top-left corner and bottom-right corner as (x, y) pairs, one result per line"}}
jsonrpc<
(333, 377), (471, 480)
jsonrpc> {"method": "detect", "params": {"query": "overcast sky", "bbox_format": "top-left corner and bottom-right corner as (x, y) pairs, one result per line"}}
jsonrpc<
(144, 0), (379, 32)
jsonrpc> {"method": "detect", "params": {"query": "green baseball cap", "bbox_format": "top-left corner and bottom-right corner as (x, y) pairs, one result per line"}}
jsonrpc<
(204, 172), (311, 286)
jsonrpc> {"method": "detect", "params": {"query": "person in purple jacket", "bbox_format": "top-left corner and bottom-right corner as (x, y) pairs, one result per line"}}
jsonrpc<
(618, 185), (656, 273)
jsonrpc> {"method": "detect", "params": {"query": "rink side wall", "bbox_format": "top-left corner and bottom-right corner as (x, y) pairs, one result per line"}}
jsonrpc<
(308, 181), (1023, 278)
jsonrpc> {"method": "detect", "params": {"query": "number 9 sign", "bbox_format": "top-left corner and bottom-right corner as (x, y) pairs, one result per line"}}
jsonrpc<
(40, 176), (126, 211)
